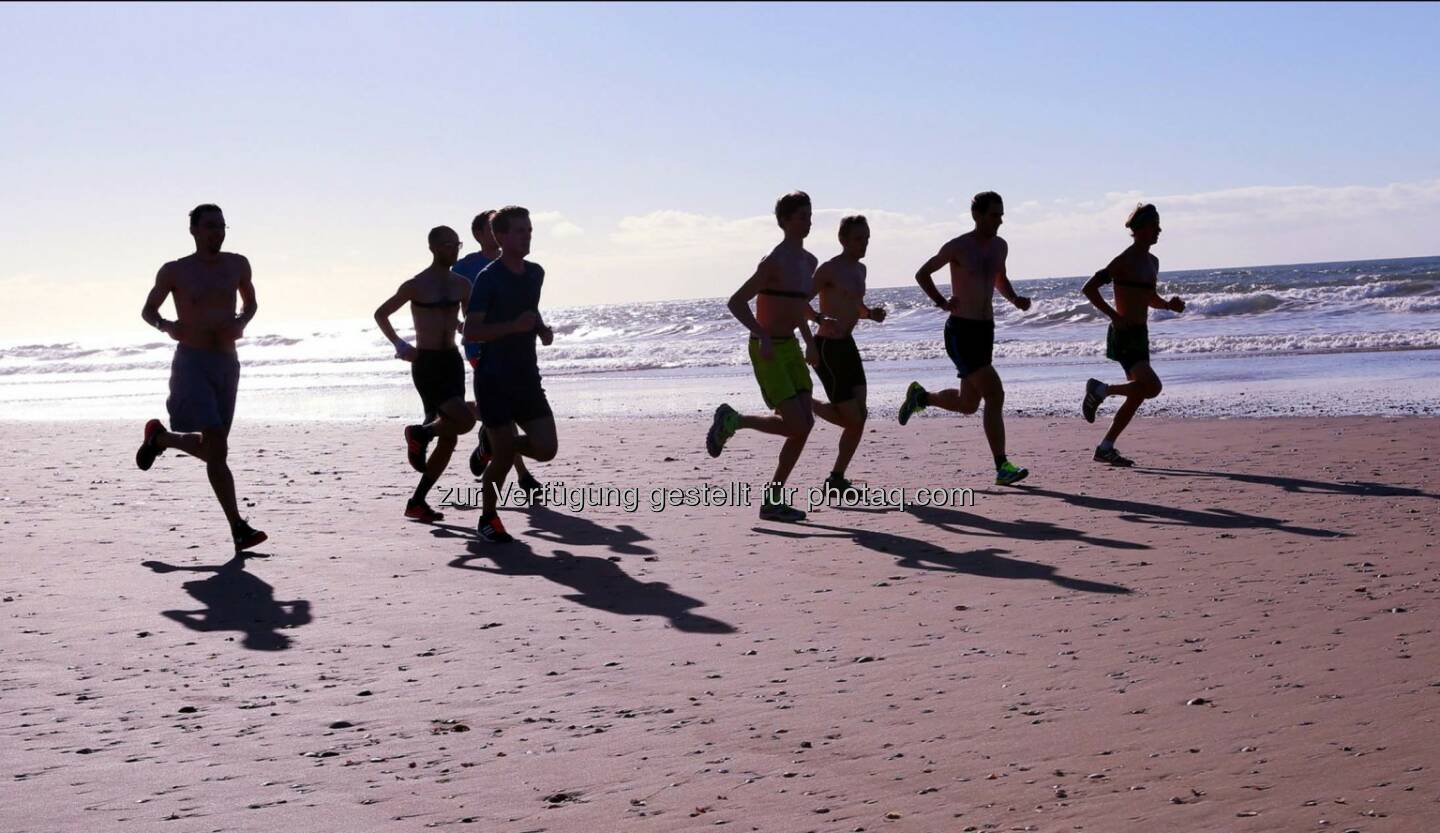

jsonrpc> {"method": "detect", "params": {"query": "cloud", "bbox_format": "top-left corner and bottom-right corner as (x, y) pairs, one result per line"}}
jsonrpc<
(531, 210), (585, 239)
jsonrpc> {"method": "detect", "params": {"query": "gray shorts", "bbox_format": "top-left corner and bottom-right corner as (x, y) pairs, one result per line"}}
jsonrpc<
(167, 345), (240, 432)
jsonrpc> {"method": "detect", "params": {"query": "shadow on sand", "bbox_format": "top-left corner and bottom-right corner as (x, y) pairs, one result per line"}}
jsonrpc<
(1133, 466), (1440, 500)
(143, 553), (311, 650)
(429, 521), (735, 634)
(755, 523), (1132, 595)
(995, 484), (1347, 538)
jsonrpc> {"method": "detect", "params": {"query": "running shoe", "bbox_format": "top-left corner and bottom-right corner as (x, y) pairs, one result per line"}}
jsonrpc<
(232, 519), (268, 552)
(404, 499), (444, 523)
(135, 418), (165, 471)
(759, 501), (807, 523)
(404, 424), (430, 473)
(822, 473), (856, 504)
(995, 460), (1030, 486)
(1093, 447), (1134, 467)
(897, 381), (927, 426)
(706, 403), (740, 458)
(517, 471), (545, 501)
(477, 513), (515, 543)
(468, 445), (488, 478)
(1082, 378), (1105, 424)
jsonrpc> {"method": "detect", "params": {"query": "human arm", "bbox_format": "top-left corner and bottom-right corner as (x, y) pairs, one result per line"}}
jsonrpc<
(913, 243), (953, 310)
(727, 257), (776, 357)
(1081, 261), (1122, 323)
(992, 241), (1031, 311)
(373, 281), (417, 361)
(1146, 257), (1184, 311)
(140, 263), (181, 339)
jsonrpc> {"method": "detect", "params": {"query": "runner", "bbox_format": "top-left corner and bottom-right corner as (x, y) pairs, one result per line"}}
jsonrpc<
(896, 191), (1033, 486)
(374, 225), (478, 521)
(451, 210), (541, 491)
(462, 206), (557, 543)
(1079, 203), (1185, 466)
(705, 191), (819, 522)
(135, 204), (267, 551)
(809, 215), (887, 499)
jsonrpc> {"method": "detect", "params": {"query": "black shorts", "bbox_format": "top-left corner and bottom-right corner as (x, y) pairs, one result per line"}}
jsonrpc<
(1106, 323), (1150, 374)
(475, 371), (552, 428)
(943, 317), (994, 379)
(411, 348), (466, 421)
(167, 345), (240, 433)
(814, 335), (867, 404)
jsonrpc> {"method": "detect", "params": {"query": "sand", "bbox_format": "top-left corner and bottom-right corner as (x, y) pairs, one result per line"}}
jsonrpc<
(2, 415), (1437, 832)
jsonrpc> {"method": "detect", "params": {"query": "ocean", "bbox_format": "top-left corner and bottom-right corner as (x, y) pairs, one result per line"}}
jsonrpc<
(4, 255), (1439, 422)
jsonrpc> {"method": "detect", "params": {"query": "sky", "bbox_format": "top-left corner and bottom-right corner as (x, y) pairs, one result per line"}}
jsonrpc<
(1, 2), (1438, 341)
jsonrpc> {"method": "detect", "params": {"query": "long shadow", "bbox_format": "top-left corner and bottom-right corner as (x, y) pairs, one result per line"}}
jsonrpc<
(905, 503), (1150, 550)
(517, 503), (655, 555)
(430, 523), (735, 634)
(1134, 466), (1440, 500)
(142, 554), (311, 651)
(1004, 484), (1345, 538)
(755, 524), (1131, 595)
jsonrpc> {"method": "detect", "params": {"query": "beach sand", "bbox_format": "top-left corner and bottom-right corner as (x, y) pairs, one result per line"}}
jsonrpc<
(2, 415), (1437, 832)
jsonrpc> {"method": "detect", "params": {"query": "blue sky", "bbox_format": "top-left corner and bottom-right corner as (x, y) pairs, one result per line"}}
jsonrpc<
(2, 2), (1437, 339)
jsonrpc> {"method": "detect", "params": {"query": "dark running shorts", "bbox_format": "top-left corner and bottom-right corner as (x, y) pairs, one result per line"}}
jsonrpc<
(167, 345), (240, 433)
(1106, 323), (1150, 373)
(814, 335), (867, 404)
(475, 371), (552, 428)
(411, 347), (466, 421)
(943, 317), (995, 379)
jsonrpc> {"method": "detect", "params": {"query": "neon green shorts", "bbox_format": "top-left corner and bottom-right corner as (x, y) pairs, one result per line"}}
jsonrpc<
(748, 336), (813, 410)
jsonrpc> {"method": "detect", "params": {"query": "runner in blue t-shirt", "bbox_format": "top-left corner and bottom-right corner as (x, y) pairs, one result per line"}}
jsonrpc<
(453, 209), (542, 492)
(462, 205), (558, 544)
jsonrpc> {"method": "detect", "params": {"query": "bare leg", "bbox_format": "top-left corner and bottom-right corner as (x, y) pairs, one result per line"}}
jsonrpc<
(1101, 364), (1161, 446)
(766, 394), (814, 497)
(200, 428), (242, 527)
(413, 434), (457, 503)
(829, 393), (866, 476)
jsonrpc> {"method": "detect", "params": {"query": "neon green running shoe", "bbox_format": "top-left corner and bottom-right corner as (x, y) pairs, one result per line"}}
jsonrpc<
(898, 381), (928, 426)
(995, 460), (1030, 486)
(706, 403), (741, 458)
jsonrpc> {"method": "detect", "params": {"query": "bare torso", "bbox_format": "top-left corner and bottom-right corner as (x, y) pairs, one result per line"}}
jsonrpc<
(1108, 246), (1160, 327)
(815, 255), (867, 338)
(406, 266), (472, 350)
(946, 232), (1007, 320)
(754, 242), (818, 338)
(165, 253), (249, 353)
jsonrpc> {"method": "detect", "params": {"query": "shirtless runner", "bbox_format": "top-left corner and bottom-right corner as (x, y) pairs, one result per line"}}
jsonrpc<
(1079, 203), (1185, 466)
(374, 225), (478, 522)
(135, 204), (267, 552)
(809, 215), (887, 499)
(705, 190), (819, 522)
(896, 191), (1033, 487)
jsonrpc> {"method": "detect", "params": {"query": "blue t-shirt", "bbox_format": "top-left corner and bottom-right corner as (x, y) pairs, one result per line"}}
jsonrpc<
(452, 252), (495, 362)
(466, 258), (545, 378)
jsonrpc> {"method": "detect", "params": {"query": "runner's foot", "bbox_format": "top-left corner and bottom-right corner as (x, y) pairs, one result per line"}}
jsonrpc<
(1093, 446), (1134, 467)
(517, 471), (545, 502)
(477, 513), (514, 543)
(898, 381), (927, 426)
(822, 473), (856, 504)
(404, 424), (431, 473)
(1082, 378), (1105, 424)
(706, 403), (740, 458)
(136, 418), (165, 471)
(759, 501), (807, 522)
(995, 460), (1030, 486)
(232, 519), (268, 552)
(404, 499), (444, 523)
